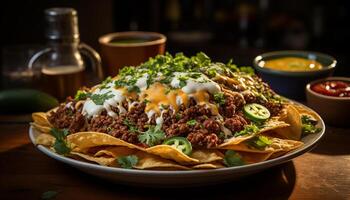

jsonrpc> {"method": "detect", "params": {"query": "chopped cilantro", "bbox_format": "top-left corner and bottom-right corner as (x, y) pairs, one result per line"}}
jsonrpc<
(186, 119), (197, 126)
(301, 115), (321, 135)
(233, 124), (260, 137)
(213, 92), (226, 105)
(123, 119), (138, 133)
(100, 76), (112, 89)
(138, 124), (165, 146)
(175, 113), (182, 120)
(90, 92), (114, 105)
(223, 150), (245, 167)
(143, 99), (150, 104)
(247, 136), (272, 150)
(239, 66), (255, 75)
(127, 85), (141, 93)
(50, 128), (70, 155)
(74, 90), (90, 101)
(117, 155), (138, 169)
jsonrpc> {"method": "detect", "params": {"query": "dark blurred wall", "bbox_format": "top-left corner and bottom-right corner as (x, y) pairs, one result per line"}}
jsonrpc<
(1, 0), (114, 50)
(1, 0), (349, 76)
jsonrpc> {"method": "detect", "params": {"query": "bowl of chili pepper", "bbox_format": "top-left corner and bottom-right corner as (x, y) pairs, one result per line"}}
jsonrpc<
(306, 77), (350, 127)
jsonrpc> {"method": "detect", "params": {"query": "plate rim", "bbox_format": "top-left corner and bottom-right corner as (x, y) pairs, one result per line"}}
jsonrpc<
(29, 102), (325, 176)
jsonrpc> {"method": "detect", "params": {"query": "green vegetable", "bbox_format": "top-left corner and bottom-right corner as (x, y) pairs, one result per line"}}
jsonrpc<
(234, 124), (260, 137)
(213, 92), (226, 105)
(74, 90), (90, 101)
(90, 92), (114, 105)
(0, 89), (59, 113)
(223, 150), (245, 167)
(138, 124), (165, 146)
(117, 155), (138, 169)
(301, 115), (321, 135)
(186, 119), (197, 126)
(99, 76), (112, 89)
(41, 190), (58, 200)
(123, 118), (138, 133)
(243, 103), (271, 122)
(163, 137), (192, 155)
(247, 136), (272, 150)
(50, 128), (71, 155)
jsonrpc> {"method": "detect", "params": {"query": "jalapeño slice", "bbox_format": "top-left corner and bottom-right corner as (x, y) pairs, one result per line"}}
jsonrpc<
(243, 103), (270, 122)
(163, 137), (192, 155)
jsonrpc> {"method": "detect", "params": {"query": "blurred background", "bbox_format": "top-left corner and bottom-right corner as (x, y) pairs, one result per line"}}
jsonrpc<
(1, 0), (349, 90)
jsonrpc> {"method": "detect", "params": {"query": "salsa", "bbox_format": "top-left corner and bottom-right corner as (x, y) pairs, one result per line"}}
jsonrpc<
(311, 80), (350, 97)
(262, 57), (323, 72)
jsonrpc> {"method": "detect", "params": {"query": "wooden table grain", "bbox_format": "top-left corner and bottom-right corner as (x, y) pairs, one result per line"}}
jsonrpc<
(0, 120), (349, 200)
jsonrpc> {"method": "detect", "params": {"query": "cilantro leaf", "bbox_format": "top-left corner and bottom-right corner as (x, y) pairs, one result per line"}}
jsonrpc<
(100, 76), (112, 89)
(50, 128), (71, 155)
(246, 136), (272, 150)
(233, 124), (260, 137)
(90, 92), (114, 105)
(41, 190), (59, 200)
(301, 115), (321, 135)
(123, 118), (138, 133)
(213, 92), (226, 105)
(186, 119), (197, 126)
(138, 125), (165, 146)
(74, 90), (90, 101)
(239, 66), (255, 75)
(223, 150), (245, 167)
(117, 155), (138, 169)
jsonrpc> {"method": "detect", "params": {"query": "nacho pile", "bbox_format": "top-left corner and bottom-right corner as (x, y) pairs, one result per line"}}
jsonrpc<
(31, 52), (322, 170)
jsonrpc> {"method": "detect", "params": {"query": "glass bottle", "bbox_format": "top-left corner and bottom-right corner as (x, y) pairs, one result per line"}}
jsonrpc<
(28, 8), (103, 100)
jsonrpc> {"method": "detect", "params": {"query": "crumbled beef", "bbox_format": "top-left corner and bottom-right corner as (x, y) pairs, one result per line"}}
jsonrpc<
(125, 102), (148, 131)
(242, 91), (257, 103)
(264, 101), (283, 116)
(48, 100), (86, 133)
(224, 115), (248, 133)
(187, 129), (221, 148)
(165, 123), (189, 137)
(88, 115), (139, 144)
(203, 119), (221, 134)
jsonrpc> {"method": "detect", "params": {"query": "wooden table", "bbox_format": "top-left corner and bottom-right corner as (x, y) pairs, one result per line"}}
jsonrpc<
(0, 118), (349, 200)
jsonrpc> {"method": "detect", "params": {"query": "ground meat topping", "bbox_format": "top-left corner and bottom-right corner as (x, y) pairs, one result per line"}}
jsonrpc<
(47, 99), (86, 133)
(187, 129), (221, 148)
(224, 115), (248, 133)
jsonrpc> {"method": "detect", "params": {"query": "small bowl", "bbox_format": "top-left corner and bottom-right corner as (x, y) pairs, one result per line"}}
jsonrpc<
(253, 50), (336, 100)
(306, 77), (350, 127)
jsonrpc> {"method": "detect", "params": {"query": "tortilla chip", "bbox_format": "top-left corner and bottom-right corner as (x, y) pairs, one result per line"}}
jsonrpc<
(31, 122), (51, 133)
(67, 132), (145, 152)
(219, 119), (289, 147)
(94, 146), (137, 157)
(238, 151), (273, 164)
(32, 112), (51, 127)
(191, 149), (224, 163)
(134, 151), (190, 170)
(221, 136), (303, 155)
(146, 145), (199, 165)
(35, 134), (55, 146)
(275, 105), (302, 140)
(70, 152), (116, 166)
(191, 162), (225, 169)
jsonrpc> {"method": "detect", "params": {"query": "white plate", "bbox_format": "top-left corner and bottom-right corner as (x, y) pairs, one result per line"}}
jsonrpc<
(29, 104), (325, 187)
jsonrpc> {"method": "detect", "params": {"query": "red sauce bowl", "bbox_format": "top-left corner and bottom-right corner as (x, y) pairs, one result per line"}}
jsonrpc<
(306, 77), (350, 127)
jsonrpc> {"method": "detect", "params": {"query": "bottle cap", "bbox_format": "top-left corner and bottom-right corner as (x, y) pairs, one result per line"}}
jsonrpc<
(44, 7), (79, 42)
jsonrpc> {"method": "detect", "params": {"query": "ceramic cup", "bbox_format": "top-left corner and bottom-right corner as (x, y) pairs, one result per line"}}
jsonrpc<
(99, 31), (166, 77)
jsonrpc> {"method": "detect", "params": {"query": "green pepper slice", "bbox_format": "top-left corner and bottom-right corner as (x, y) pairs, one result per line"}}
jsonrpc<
(163, 137), (192, 155)
(243, 103), (271, 122)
